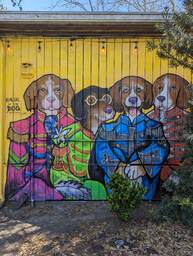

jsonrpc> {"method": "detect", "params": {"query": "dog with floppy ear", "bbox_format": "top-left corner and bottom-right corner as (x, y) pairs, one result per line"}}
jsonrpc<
(110, 76), (153, 114)
(148, 73), (191, 182)
(91, 75), (169, 200)
(50, 85), (115, 200)
(71, 85), (115, 135)
(24, 74), (74, 115)
(5, 74), (75, 206)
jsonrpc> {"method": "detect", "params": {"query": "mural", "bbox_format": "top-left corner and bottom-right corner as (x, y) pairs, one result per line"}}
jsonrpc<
(148, 74), (190, 182)
(4, 73), (191, 203)
(50, 86), (115, 200)
(5, 74), (75, 202)
(89, 76), (169, 200)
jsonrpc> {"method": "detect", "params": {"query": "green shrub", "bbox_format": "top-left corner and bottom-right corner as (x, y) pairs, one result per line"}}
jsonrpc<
(152, 162), (193, 229)
(153, 195), (193, 229)
(108, 173), (145, 221)
(152, 106), (193, 229)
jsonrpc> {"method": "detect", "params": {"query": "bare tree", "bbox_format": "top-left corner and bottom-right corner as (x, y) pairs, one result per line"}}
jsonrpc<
(114, 0), (177, 12)
(51, 0), (180, 12)
(0, 0), (6, 10)
(7, 0), (181, 12)
(11, 0), (22, 10)
(0, 5), (5, 10)
(51, 0), (115, 11)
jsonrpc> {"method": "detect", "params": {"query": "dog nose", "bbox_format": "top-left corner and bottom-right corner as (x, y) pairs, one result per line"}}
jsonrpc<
(129, 97), (138, 104)
(157, 96), (165, 102)
(47, 96), (55, 103)
(105, 107), (112, 114)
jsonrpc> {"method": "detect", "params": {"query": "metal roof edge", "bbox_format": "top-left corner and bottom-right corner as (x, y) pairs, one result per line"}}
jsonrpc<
(0, 11), (166, 23)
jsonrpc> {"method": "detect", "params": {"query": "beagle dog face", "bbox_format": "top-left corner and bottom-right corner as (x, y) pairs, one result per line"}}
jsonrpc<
(24, 74), (74, 115)
(153, 74), (190, 111)
(71, 86), (115, 130)
(110, 76), (153, 112)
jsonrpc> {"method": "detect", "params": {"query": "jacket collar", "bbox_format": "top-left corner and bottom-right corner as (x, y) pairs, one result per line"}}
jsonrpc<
(119, 113), (148, 126)
(32, 108), (67, 123)
(153, 106), (183, 119)
(78, 122), (95, 140)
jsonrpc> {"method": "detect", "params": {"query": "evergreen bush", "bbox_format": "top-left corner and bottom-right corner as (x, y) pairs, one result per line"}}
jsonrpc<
(108, 173), (145, 221)
(153, 106), (193, 229)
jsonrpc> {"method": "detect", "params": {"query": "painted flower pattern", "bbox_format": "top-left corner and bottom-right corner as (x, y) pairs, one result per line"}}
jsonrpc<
(53, 127), (71, 144)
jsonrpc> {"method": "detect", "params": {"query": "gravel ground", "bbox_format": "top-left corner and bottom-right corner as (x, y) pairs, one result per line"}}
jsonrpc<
(0, 201), (193, 256)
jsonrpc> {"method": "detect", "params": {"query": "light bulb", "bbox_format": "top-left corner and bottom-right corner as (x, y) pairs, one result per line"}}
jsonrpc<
(101, 46), (105, 53)
(134, 41), (138, 52)
(7, 41), (11, 51)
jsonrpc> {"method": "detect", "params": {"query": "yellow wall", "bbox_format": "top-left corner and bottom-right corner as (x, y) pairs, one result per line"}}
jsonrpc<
(0, 37), (192, 201)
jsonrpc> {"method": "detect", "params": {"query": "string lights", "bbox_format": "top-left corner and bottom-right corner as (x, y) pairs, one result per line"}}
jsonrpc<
(7, 41), (11, 51)
(3, 38), (152, 54)
(101, 41), (105, 53)
(134, 41), (138, 52)
(38, 41), (42, 52)
(69, 38), (74, 47)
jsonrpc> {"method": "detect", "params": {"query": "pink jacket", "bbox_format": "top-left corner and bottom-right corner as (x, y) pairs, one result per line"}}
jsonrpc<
(5, 108), (74, 201)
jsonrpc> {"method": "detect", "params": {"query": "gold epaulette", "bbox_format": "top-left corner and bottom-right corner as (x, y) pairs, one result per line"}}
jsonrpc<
(7, 127), (29, 144)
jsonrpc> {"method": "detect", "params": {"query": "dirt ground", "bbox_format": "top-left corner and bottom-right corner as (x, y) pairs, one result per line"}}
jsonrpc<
(0, 201), (193, 256)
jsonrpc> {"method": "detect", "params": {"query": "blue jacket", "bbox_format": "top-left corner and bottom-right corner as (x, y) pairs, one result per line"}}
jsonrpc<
(93, 113), (169, 200)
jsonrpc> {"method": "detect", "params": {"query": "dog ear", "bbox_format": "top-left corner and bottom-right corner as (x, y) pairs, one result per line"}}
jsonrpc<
(177, 77), (191, 110)
(110, 80), (124, 112)
(71, 90), (87, 122)
(143, 80), (153, 109)
(23, 80), (38, 111)
(62, 79), (75, 108)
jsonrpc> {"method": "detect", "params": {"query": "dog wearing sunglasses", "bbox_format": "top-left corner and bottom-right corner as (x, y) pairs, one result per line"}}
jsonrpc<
(90, 76), (169, 200)
(50, 86), (115, 200)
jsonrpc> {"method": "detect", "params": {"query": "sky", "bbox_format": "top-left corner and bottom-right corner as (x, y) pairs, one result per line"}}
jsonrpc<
(1, 0), (61, 11)
(1, 0), (183, 11)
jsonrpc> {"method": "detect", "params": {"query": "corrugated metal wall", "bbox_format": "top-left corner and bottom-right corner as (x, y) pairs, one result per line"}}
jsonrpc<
(0, 38), (192, 202)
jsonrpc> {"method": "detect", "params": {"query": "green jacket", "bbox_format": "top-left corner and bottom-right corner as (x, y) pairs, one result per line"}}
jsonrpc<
(50, 122), (94, 186)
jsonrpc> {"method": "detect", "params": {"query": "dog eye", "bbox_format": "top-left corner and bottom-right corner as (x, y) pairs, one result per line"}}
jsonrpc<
(39, 88), (46, 93)
(136, 87), (142, 93)
(122, 87), (129, 93)
(85, 95), (97, 106)
(101, 94), (112, 104)
(171, 85), (176, 90)
(55, 88), (61, 93)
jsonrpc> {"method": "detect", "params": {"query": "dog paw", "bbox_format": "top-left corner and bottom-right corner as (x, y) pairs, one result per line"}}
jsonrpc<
(55, 181), (91, 200)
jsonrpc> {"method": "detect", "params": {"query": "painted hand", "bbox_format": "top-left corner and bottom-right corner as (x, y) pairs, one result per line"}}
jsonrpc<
(124, 164), (143, 184)
(55, 181), (91, 200)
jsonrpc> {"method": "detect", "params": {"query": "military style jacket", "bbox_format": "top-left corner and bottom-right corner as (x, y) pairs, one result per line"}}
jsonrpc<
(50, 122), (94, 186)
(94, 113), (169, 200)
(5, 109), (74, 201)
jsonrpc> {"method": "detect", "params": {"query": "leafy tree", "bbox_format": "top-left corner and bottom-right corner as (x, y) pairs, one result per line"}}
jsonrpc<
(147, 1), (193, 228)
(147, 0), (193, 71)
(147, 3), (193, 228)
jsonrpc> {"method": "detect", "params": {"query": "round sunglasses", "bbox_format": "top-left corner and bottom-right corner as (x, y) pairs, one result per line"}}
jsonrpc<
(84, 94), (112, 106)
